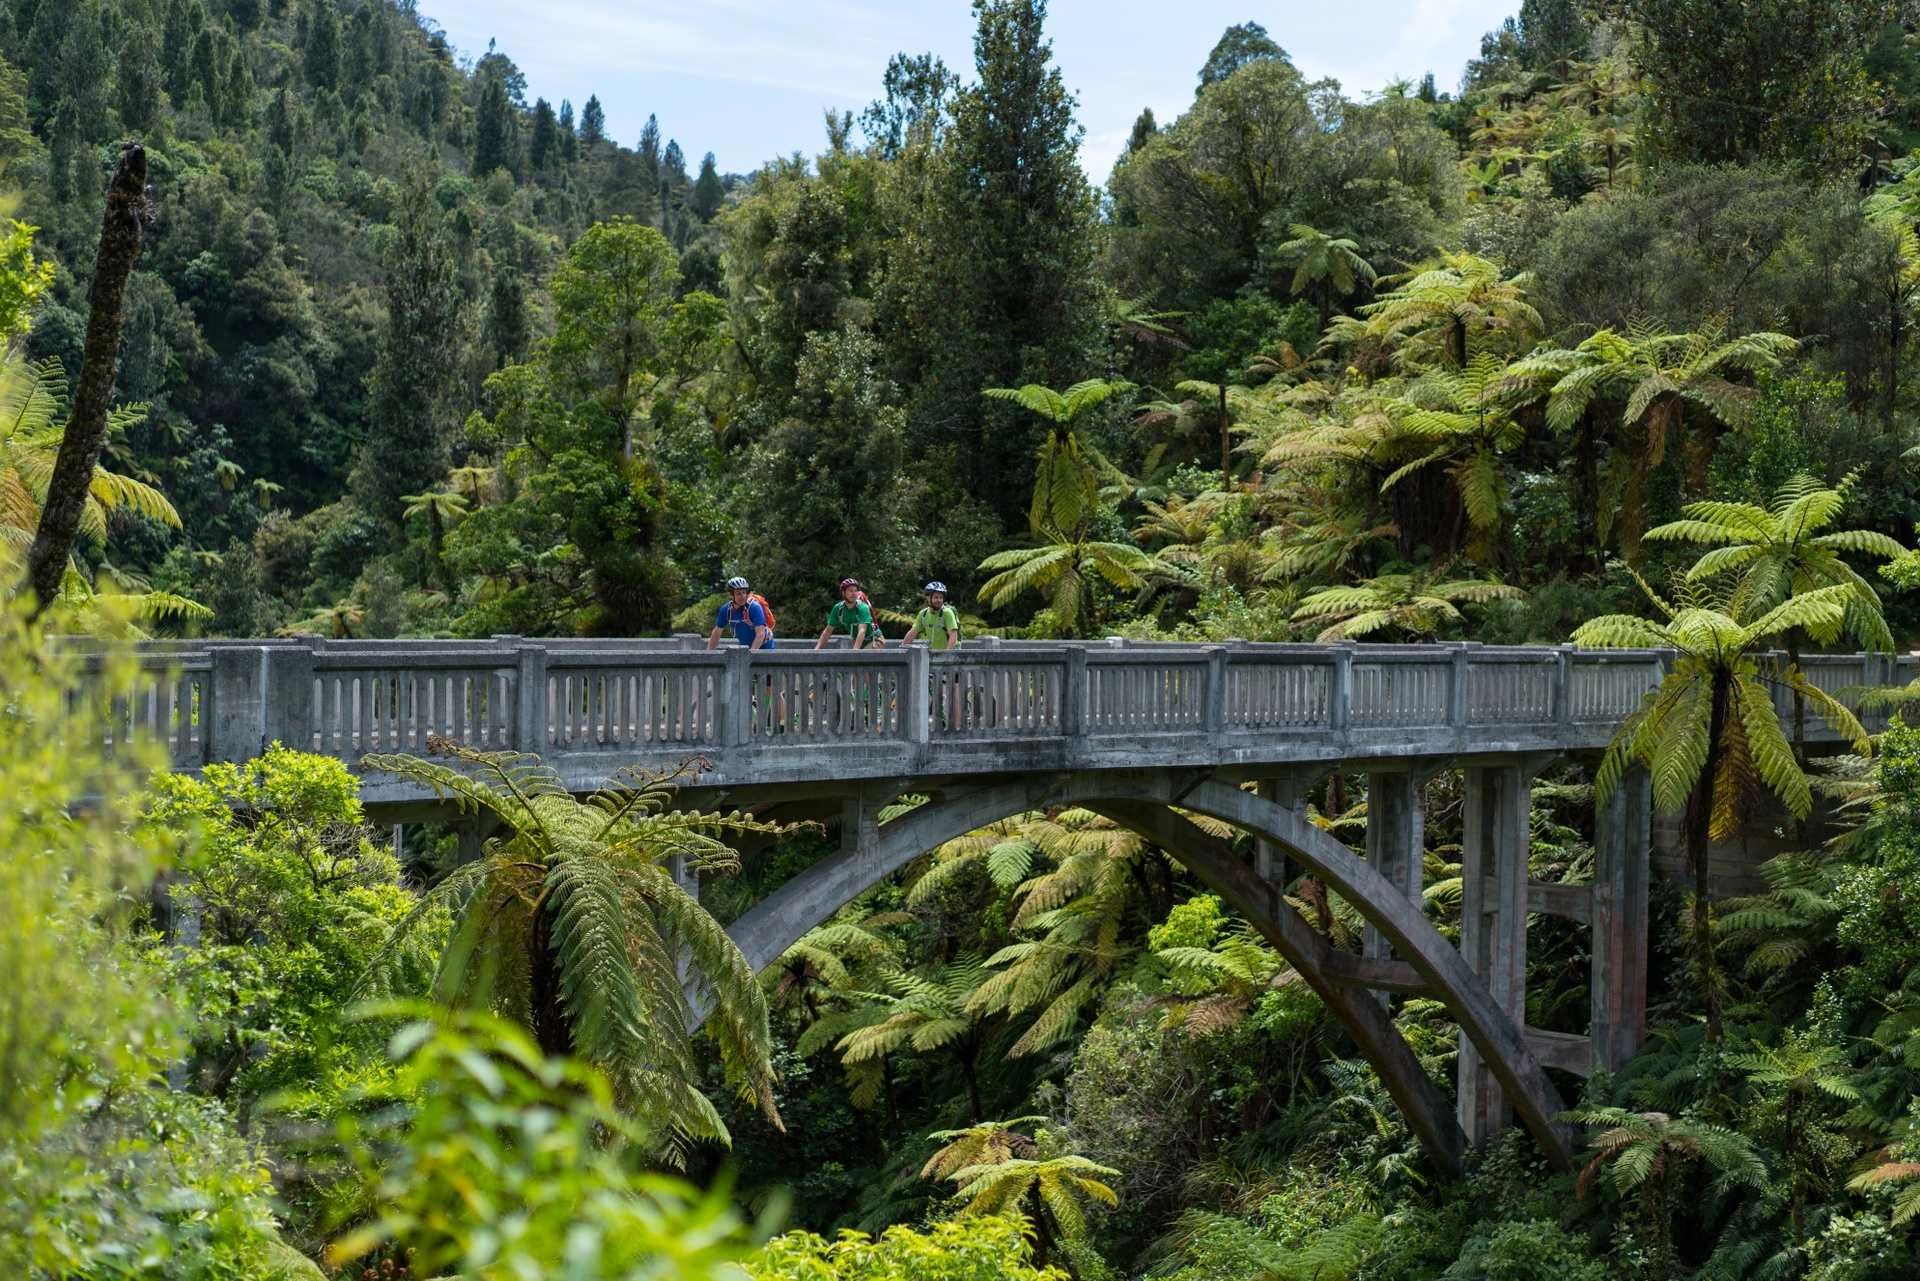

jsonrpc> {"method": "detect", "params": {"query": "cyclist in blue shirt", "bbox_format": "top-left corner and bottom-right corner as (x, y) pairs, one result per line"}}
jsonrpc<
(707, 576), (775, 649)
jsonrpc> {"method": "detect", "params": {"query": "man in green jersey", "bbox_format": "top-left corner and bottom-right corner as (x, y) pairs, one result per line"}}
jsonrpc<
(815, 576), (879, 649)
(905, 580), (963, 728)
(903, 581), (961, 649)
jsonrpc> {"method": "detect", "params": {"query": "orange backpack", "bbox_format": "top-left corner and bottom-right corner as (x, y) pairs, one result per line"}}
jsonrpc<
(725, 593), (776, 632)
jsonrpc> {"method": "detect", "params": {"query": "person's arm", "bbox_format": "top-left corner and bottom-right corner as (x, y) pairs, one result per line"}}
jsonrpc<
(707, 605), (727, 651)
(707, 626), (723, 650)
(748, 603), (770, 651)
(815, 624), (832, 650)
(947, 607), (961, 647)
(753, 625), (771, 650)
(903, 622), (920, 644)
(852, 602), (872, 649)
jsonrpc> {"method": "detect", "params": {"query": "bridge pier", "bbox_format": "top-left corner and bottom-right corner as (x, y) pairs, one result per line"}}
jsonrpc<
(1363, 769), (1427, 999)
(455, 812), (502, 864)
(1592, 766), (1651, 1073)
(1457, 763), (1533, 1146)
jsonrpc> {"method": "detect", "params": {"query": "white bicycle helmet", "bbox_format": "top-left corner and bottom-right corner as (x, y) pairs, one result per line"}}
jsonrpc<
(725, 576), (750, 590)
(924, 581), (948, 594)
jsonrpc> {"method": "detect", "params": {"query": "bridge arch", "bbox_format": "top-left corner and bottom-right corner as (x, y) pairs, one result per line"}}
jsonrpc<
(720, 768), (1573, 1172)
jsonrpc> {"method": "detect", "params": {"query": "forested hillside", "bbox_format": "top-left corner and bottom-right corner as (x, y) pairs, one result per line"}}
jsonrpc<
(19, 0), (1920, 1278)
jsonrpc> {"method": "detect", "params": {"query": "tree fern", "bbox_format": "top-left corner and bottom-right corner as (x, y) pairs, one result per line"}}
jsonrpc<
(1291, 567), (1522, 641)
(361, 741), (800, 1151)
(1575, 575), (1864, 1037)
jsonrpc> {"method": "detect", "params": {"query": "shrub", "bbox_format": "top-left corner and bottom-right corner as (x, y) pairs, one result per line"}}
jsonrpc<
(750, 1216), (1065, 1280)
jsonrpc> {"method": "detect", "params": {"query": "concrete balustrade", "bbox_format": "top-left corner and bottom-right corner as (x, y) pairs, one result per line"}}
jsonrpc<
(78, 636), (1899, 805)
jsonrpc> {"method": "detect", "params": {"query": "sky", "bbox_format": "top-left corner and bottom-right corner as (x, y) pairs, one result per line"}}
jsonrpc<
(418, 0), (1520, 183)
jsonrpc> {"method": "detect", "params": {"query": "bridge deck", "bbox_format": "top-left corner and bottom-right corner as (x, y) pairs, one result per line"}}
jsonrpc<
(74, 636), (1897, 806)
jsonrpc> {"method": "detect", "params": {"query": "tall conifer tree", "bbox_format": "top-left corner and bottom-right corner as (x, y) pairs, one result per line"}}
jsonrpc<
(691, 151), (723, 221)
(354, 181), (461, 529)
(882, 0), (1104, 528)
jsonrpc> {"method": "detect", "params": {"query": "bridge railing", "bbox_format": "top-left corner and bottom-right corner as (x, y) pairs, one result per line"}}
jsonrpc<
(73, 636), (1914, 772)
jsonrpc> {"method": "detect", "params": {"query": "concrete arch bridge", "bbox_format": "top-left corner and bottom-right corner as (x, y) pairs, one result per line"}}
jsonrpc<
(95, 635), (1906, 1173)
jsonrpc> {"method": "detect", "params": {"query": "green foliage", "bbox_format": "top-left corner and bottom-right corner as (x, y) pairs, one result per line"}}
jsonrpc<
(0, 610), (318, 1278)
(1441, 1219), (1607, 1281)
(750, 1216), (1064, 1281)
(978, 525), (1166, 637)
(1292, 569), (1522, 641)
(730, 327), (919, 610)
(331, 1009), (758, 1280)
(1645, 470), (1903, 651)
(143, 745), (433, 1103)
(1610, 0), (1894, 173)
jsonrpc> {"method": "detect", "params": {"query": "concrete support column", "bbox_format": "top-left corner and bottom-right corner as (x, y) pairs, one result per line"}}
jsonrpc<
(456, 812), (501, 865)
(667, 850), (702, 902)
(839, 790), (878, 858)
(1458, 763), (1531, 1145)
(1254, 774), (1310, 887)
(1591, 765), (1651, 1072)
(1363, 770), (1425, 973)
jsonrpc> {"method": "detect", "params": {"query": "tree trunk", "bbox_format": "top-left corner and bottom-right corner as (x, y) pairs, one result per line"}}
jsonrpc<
(24, 143), (148, 616)
(1028, 1187), (1055, 1270)
(528, 900), (573, 1057)
(1574, 411), (1601, 573)
(1889, 291), (1903, 428)
(1685, 670), (1730, 1042)
(1218, 383), (1231, 491)
(960, 1043), (984, 1123)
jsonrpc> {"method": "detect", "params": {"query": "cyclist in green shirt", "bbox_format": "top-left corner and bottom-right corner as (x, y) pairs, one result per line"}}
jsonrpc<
(904, 581), (961, 650)
(816, 577), (879, 649)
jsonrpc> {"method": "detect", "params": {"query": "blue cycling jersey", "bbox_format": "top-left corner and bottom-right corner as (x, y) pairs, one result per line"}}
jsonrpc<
(715, 600), (776, 648)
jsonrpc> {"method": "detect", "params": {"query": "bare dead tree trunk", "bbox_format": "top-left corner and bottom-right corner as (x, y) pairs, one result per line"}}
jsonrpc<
(24, 143), (148, 616)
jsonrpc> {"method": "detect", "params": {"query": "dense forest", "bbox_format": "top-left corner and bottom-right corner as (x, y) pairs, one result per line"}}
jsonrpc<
(20, 0), (1920, 1277)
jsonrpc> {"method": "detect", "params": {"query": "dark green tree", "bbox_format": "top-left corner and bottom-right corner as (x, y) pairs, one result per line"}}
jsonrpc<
(57, 2), (112, 140)
(691, 151), (723, 222)
(1514, 0), (1589, 71)
(219, 32), (250, 127)
(1602, 0), (1893, 173)
(636, 111), (661, 186)
(557, 97), (577, 162)
(352, 180), (461, 529)
(115, 31), (163, 132)
(484, 268), (528, 371)
(579, 93), (604, 149)
(161, 0), (200, 103)
(472, 71), (513, 178)
(188, 26), (220, 115)
(730, 327), (915, 609)
(528, 96), (558, 174)
(303, 0), (338, 89)
(1196, 20), (1286, 90)
(22, 0), (72, 121)
(266, 84), (295, 153)
(882, 0), (1106, 531)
